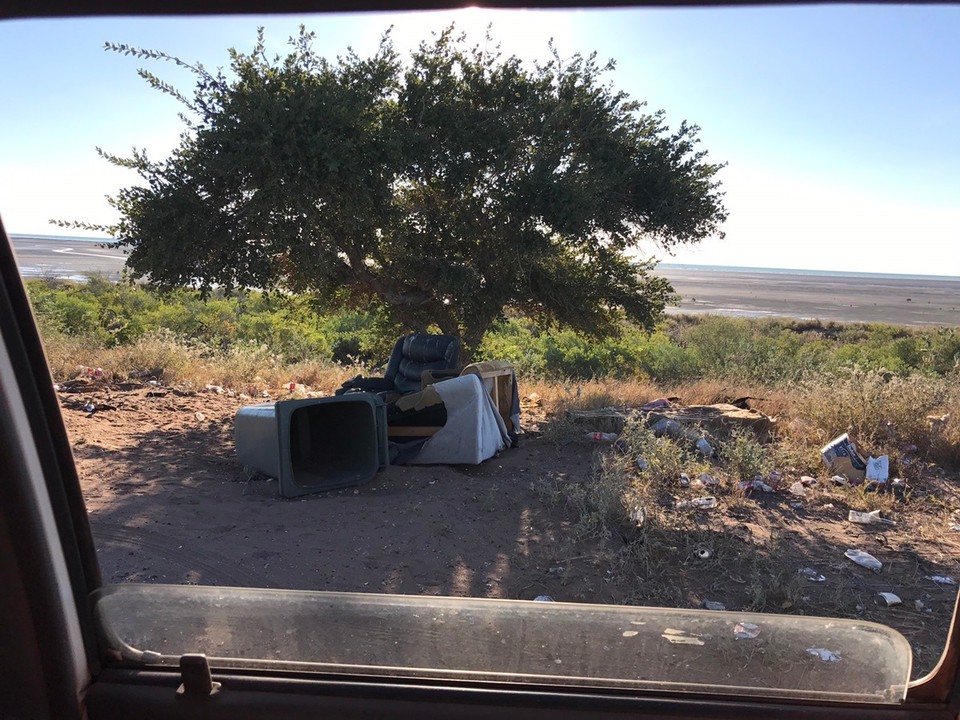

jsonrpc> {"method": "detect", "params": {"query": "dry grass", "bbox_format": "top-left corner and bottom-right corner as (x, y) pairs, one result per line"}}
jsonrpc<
(42, 330), (359, 394)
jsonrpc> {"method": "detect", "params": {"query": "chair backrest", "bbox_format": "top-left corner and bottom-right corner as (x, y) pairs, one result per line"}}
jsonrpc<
(384, 333), (460, 394)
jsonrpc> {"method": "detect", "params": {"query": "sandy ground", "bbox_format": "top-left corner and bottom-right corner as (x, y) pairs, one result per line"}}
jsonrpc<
(659, 268), (960, 327)
(61, 380), (960, 678)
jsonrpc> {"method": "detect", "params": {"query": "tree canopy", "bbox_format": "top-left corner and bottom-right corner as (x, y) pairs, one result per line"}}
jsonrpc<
(67, 26), (727, 352)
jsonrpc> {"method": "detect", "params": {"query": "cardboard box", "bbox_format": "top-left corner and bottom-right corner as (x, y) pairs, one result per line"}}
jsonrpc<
(820, 433), (868, 483)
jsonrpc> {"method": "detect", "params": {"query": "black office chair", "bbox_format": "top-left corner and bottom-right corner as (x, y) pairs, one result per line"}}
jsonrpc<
(335, 333), (460, 397)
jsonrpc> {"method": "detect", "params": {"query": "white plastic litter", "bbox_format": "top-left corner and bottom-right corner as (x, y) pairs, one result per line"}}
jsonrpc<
(703, 601), (726, 611)
(677, 496), (717, 510)
(831, 475), (849, 486)
(534, 595), (555, 602)
(807, 648), (841, 662)
(695, 438), (714, 457)
(848, 509), (894, 525)
(798, 567), (826, 582)
(845, 549), (882, 573)
(866, 455), (890, 482)
(679, 473), (691, 487)
(878, 592), (902, 606)
(789, 481), (807, 497)
(734, 622), (760, 640)
(695, 473), (718, 486)
(926, 576), (958, 586)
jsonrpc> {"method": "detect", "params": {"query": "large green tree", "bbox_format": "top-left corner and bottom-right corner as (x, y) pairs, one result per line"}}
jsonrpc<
(67, 26), (727, 353)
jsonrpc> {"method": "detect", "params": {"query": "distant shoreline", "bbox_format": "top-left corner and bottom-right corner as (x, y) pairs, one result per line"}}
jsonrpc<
(658, 262), (960, 283)
(659, 267), (960, 328)
(10, 233), (960, 328)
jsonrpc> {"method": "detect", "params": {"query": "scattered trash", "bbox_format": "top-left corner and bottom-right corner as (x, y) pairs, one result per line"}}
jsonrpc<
(891, 478), (905, 488)
(789, 501), (804, 509)
(926, 576), (958, 586)
(831, 475), (849, 486)
(194, 411), (206, 422)
(622, 630), (639, 637)
(587, 431), (618, 442)
(679, 473), (691, 487)
(696, 547), (712, 560)
(629, 505), (646, 528)
(789, 481), (808, 497)
(260, 390), (270, 398)
(738, 479), (774, 494)
(286, 382), (306, 392)
(525, 392), (542, 406)
(695, 438), (714, 457)
(822, 503), (835, 509)
(845, 549), (882, 573)
(798, 567), (826, 582)
(662, 628), (704, 646)
(734, 622), (760, 640)
(821, 434), (868, 484)
(677, 496), (717, 510)
(768, 471), (783, 489)
(204, 384), (224, 394)
(878, 592), (902, 606)
(915, 599), (926, 612)
(650, 418), (698, 441)
(800, 475), (817, 486)
(695, 473), (718, 486)
(534, 595), (554, 602)
(807, 648), (841, 663)
(53, 383), (61, 392)
(866, 455), (890, 483)
(83, 402), (96, 414)
(848, 509), (894, 526)
(703, 600), (726, 611)
(950, 523), (960, 532)
(636, 458), (649, 471)
(641, 398), (674, 412)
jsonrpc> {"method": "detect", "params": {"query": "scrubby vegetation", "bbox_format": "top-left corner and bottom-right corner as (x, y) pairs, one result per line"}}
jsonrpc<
(26, 277), (960, 385)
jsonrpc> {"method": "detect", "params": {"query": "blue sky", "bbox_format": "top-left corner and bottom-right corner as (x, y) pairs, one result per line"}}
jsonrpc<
(1, 6), (958, 275)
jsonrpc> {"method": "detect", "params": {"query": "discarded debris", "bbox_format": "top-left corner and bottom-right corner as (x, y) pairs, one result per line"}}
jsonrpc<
(629, 505), (646, 529)
(534, 595), (555, 602)
(677, 496), (717, 510)
(789, 481), (808, 497)
(194, 411), (206, 422)
(204, 384), (224, 394)
(950, 523), (960, 532)
(646, 403), (774, 442)
(807, 648), (841, 663)
(878, 592), (902, 606)
(696, 547), (713, 560)
(798, 567), (826, 582)
(845, 549), (882, 573)
(662, 628), (704, 646)
(734, 622), (760, 640)
(738, 479), (774, 494)
(286, 382), (306, 392)
(800, 475), (817, 486)
(926, 576), (958, 586)
(695, 438), (714, 457)
(821, 434), (868, 484)
(641, 398), (674, 412)
(587, 431), (618, 442)
(866, 455), (890, 483)
(695, 473), (718, 487)
(848, 509), (894, 526)
(636, 458), (649, 471)
(622, 630), (639, 637)
(83, 402), (96, 414)
(679, 473), (691, 487)
(703, 600), (726, 611)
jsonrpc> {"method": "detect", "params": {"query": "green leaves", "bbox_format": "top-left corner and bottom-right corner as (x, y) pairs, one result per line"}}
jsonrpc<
(92, 24), (727, 353)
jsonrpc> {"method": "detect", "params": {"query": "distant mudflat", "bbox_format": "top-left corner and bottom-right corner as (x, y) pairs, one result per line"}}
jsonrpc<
(658, 267), (960, 328)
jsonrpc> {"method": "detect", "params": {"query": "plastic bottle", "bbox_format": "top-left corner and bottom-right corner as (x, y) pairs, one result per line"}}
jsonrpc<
(587, 432), (618, 442)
